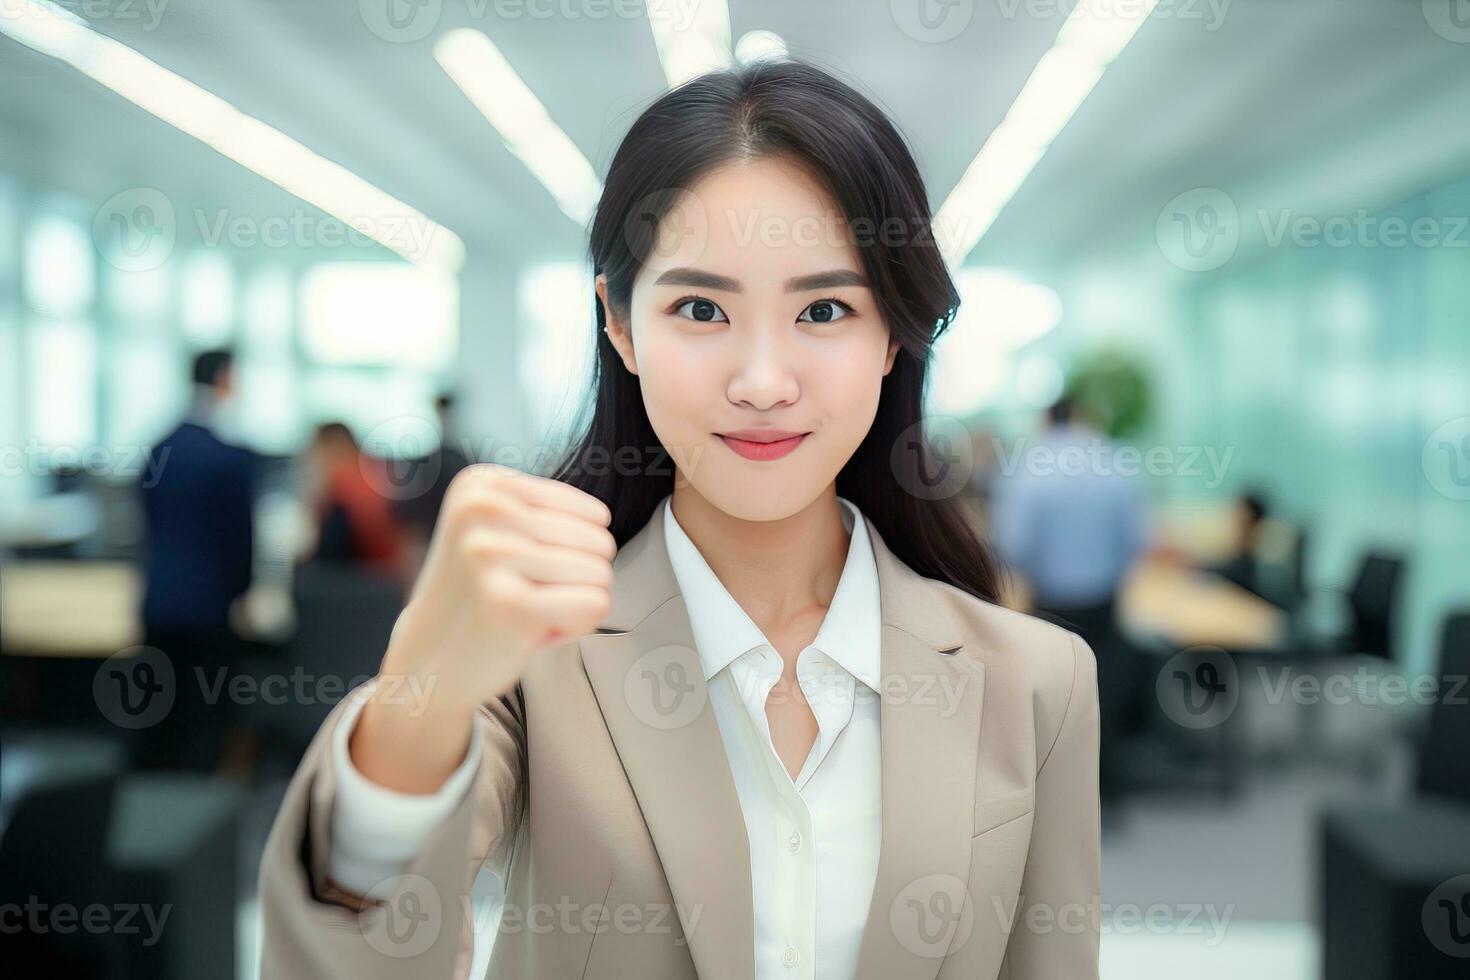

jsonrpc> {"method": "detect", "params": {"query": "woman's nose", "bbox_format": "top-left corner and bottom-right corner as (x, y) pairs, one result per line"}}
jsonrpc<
(726, 330), (800, 410)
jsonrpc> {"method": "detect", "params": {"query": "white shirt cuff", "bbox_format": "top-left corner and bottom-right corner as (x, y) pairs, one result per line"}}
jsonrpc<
(326, 680), (484, 896)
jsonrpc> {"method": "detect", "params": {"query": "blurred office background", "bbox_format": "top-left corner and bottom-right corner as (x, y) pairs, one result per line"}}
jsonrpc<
(1, 0), (1468, 977)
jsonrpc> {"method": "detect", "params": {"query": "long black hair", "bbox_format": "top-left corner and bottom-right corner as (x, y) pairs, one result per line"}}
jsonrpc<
(548, 58), (1003, 605)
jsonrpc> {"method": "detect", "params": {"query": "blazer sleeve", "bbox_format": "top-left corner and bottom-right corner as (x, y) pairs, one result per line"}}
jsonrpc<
(1000, 632), (1102, 980)
(256, 677), (527, 980)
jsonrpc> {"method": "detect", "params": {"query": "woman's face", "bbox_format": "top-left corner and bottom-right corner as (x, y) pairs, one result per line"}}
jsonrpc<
(598, 156), (899, 522)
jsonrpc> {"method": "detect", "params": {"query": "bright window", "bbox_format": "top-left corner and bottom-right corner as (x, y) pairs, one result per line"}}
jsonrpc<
(29, 319), (97, 450)
(24, 214), (95, 319)
(299, 262), (457, 370)
(516, 262), (593, 442)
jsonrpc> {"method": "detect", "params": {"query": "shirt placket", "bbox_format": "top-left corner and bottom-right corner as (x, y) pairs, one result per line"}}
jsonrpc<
(733, 646), (818, 978)
(794, 650), (854, 789)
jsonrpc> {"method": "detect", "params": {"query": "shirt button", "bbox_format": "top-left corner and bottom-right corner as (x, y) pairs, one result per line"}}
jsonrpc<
(788, 832), (802, 851)
(782, 947), (800, 967)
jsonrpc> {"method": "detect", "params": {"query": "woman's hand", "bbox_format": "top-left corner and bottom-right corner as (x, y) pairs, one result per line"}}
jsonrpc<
(350, 464), (615, 793)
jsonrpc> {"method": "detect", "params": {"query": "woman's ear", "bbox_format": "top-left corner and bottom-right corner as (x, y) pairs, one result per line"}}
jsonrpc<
(596, 273), (638, 376)
(882, 336), (900, 376)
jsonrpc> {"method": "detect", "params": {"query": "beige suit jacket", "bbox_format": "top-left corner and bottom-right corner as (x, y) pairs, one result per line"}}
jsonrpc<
(258, 501), (1101, 979)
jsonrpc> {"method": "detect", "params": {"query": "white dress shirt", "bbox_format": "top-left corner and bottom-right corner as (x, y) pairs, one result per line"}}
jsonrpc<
(662, 494), (883, 980)
(328, 494), (883, 980)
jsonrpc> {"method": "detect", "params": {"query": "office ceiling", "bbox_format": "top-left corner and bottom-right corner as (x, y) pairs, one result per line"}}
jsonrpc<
(1, 0), (1467, 276)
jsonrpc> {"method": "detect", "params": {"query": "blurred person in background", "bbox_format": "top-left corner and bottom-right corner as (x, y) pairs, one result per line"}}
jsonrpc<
(1198, 489), (1278, 604)
(991, 394), (1150, 807)
(390, 392), (470, 574)
(136, 347), (259, 771)
(302, 421), (409, 581)
(991, 394), (1151, 643)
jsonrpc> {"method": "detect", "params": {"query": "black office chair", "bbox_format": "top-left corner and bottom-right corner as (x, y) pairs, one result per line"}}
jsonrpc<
(1344, 553), (1405, 661)
(1415, 610), (1470, 807)
(0, 771), (122, 977)
(1318, 609), (1470, 977)
(1284, 551), (1410, 771)
(246, 560), (405, 768)
(1290, 550), (1406, 661)
(1286, 524), (1310, 611)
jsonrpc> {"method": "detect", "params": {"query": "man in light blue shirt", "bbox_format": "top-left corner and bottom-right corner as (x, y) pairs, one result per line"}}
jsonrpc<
(990, 396), (1151, 809)
(991, 397), (1151, 614)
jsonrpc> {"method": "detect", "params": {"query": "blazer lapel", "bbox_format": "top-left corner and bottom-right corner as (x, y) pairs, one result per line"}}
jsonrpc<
(579, 503), (756, 980)
(579, 501), (984, 980)
(851, 514), (986, 980)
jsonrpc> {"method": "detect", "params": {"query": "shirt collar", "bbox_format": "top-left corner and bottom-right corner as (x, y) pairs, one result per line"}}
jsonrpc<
(661, 494), (882, 692)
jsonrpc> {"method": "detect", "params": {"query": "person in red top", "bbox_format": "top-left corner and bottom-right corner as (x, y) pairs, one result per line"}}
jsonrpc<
(305, 422), (408, 578)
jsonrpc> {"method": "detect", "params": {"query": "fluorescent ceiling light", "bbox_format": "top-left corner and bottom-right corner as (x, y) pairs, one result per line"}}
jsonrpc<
(999, 46), (1105, 149)
(646, 0), (731, 87)
(0, 0), (465, 274)
(434, 28), (602, 228)
(936, 0), (1159, 264)
(1055, 0), (1159, 63)
(735, 30), (787, 65)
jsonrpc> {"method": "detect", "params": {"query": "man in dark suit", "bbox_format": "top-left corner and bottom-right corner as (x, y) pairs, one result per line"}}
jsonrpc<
(136, 348), (259, 770)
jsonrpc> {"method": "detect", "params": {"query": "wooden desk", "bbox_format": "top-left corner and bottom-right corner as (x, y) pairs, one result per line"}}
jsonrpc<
(1118, 557), (1286, 652)
(0, 561), (142, 657)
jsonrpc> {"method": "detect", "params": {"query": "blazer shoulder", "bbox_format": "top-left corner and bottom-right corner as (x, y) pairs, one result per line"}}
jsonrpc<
(923, 578), (1095, 719)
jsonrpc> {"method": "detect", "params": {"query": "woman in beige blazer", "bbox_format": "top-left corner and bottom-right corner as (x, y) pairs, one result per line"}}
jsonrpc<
(258, 58), (1100, 980)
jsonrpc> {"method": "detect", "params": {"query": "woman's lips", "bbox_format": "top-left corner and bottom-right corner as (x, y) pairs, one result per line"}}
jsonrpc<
(717, 432), (808, 461)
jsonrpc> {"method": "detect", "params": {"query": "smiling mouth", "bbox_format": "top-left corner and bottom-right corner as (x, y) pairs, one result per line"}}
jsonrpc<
(716, 432), (809, 461)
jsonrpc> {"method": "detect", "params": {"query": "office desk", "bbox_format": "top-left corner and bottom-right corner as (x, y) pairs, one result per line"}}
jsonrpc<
(0, 560), (142, 657)
(1115, 558), (1289, 798)
(1, 561), (143, 728)
(1119, 557), (1286, 652)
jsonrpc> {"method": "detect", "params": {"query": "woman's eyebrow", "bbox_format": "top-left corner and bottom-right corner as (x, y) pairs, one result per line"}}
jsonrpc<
(652, 267), (868, 292)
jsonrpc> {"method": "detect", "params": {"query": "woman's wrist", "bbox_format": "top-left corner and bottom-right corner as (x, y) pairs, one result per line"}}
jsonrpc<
(350, 682), (480, 794)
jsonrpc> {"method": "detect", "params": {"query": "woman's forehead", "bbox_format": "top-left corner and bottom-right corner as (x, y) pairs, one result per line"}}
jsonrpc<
(642, 172), (862, 284)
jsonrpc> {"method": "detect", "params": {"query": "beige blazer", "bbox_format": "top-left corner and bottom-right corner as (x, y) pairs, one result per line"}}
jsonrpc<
(258, 501), (1101, 980)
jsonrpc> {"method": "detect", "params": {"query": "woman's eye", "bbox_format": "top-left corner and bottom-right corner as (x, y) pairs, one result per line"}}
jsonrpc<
(798, 299), (852, 324)
(673, 297), (728, 323)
